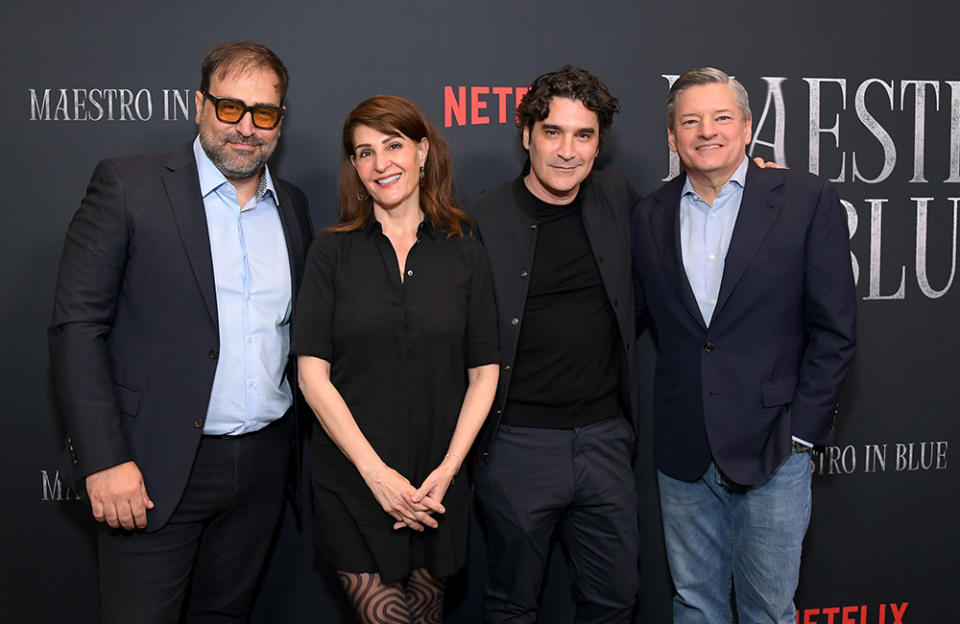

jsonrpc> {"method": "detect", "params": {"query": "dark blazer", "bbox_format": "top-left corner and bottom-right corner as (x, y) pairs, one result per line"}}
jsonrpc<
(48, 142), (313, 530)
(465, 170), (639, 462)
(631, 161), (856, 486)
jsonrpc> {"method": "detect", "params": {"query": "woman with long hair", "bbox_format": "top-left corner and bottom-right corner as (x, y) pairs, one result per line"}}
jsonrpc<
(291, 95), (499, 623)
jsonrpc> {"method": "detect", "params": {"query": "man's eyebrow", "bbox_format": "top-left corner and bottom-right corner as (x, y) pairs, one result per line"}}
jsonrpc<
(540, 124), (596, 134)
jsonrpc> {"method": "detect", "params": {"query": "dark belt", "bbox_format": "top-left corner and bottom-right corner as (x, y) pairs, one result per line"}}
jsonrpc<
(202, 412), (290, 440)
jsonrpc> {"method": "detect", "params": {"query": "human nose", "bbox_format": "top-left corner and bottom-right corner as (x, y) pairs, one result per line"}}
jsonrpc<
(372, 149), (390, 171)
(558, 134), (576, 160)
(699, 118), (716, 138)
(235, 110), (256, 135)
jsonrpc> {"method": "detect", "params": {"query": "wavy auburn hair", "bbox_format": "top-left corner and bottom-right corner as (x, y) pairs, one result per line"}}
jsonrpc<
(330, 95), (469, 237)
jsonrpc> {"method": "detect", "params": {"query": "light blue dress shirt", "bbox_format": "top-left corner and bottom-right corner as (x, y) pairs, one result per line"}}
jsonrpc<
(193, 138), (292, 435)
(679, 156), (749, 328)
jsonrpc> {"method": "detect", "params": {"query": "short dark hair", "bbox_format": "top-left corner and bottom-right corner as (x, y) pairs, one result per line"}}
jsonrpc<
(200, 41), (289, 103)
(517, 65), (619, 144)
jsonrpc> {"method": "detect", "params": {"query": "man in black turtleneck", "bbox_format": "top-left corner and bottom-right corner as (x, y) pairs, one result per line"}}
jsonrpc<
(465, 65), (640, 624)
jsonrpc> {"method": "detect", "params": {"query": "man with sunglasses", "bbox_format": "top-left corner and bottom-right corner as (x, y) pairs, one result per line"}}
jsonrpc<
(49, 41), (312, 623)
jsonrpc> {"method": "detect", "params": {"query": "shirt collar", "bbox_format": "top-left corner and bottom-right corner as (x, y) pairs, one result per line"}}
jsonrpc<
(192, 136), (278, 204)
(361, 214), (437, 239)
(681, 155), (749, 199)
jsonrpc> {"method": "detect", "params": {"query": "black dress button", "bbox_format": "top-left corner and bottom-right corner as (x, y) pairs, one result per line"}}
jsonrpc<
(704, 343), (715, 352)
(503, 364), (511, 371)
(193, 418), (205, 429)
(208, 348), (219, 359)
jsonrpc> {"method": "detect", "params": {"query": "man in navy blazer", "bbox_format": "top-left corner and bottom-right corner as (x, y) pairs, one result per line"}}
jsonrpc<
(48, 42), (312, 623)
(631, 68), (856, 623)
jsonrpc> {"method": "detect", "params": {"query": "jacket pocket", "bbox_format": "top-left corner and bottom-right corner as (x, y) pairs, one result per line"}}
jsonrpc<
(114, 383), (142, 416)
(761, 376), (797, 407)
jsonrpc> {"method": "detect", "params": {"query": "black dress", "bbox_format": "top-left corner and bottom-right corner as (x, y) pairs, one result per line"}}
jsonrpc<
(291, 218), (499, 582)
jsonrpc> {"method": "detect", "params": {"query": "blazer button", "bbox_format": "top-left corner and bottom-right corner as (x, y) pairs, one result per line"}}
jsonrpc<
(704, 342), (715, 352)
(503, 364), (511, 372)
(193, 418), (205, 429)
(530, 223), (538, 230)
(208, 348), (219, 360)
(520, 270), (529, 278)
(511, 317), (520, 326)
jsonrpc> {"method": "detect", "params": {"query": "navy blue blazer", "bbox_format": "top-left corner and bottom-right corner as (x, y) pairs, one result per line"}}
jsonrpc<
(631, 161), (856, 486)
(48, 143), (313, 529)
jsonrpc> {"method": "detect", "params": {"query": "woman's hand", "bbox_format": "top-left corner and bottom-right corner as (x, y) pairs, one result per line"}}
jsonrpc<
(363, 464), (442, 532)
(390, 457), (458, 530)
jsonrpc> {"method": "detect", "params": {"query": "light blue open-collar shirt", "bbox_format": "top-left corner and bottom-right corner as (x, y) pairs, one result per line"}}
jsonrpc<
(193, 137), (292, 435)
(679, 155), (749, 328)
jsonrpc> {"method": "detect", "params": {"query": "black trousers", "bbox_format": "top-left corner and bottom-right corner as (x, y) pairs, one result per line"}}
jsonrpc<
(474, 416), (641, 624)
(98, 416), (293, 624)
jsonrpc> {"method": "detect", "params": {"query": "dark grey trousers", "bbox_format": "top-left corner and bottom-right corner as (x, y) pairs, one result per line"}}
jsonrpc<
(475, 416), (641, 624)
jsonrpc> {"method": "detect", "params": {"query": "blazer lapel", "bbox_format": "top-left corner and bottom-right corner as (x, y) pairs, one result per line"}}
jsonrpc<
(273, 184), (307, 308)
(649, 178), (707, 331)
(713, 162), (785, 318)
(162, 144), (219, 326)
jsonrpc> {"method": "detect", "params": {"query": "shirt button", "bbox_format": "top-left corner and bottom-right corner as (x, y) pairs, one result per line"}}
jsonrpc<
(520, 270), (529, 278)
(248, 380), (256, 388)
(247, 336), (254, 343)
(704, 343), (715, 352)
(208, 348), (219, 359)
(709, 299), (717, 305)
(709, 254), (716, 260)
(193, 418), (205, 429)
(511, 317), (520, 326)
(503, 364), (511, 371)
(530, 223), (538, 230)
(711, 213), (718, 218)
(407, 269), (414, 277)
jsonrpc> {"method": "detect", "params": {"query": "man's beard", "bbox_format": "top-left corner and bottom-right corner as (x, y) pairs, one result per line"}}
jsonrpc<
(199, 128), (275, 181)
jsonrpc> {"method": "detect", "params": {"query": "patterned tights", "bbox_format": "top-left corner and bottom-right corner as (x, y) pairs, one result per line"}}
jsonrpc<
(337, 567), (445, 624)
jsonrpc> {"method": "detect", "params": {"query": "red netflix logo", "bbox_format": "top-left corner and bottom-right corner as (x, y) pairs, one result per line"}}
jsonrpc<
(443, 86), (529, 127)
(797, 602), (908, 623)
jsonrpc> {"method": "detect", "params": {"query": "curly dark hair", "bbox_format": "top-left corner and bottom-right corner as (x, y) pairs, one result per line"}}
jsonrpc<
(517, 65), (620, 144)
(330, 95), (470, 238)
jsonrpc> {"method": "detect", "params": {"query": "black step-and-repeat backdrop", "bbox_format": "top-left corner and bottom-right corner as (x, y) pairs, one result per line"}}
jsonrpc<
(3, 2), (957, 622)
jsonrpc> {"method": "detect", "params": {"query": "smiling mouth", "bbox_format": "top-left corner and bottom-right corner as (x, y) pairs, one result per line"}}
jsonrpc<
(376, 174), (401, 185)
(696, 144), (722, 151)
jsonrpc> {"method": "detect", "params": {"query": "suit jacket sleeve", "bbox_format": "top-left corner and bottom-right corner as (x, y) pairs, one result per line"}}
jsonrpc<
(792, 179), (857, 444)
(48, 158), (132, 477)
